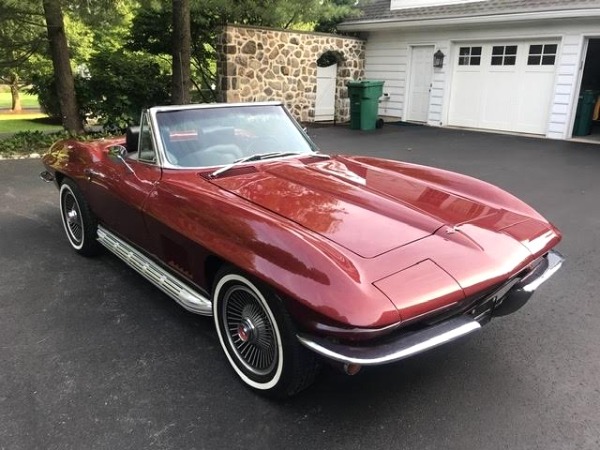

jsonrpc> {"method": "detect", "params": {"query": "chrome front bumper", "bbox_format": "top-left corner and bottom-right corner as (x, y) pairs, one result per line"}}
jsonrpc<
(297, 250), (564, 366)
(492, 249), (564, 317)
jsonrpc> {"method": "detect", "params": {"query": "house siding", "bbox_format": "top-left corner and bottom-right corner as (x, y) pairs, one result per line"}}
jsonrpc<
(430, 40), (450, 125)
(363, 18), (600, 139)
(365, 35), (408, 118)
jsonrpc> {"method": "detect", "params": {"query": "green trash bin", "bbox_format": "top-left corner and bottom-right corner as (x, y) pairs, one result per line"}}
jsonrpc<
(573, 90), (598, 136)
(347, 80), (385, 131)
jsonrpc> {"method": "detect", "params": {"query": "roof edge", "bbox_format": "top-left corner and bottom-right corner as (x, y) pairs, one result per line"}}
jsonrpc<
(339, 8), (600, 31)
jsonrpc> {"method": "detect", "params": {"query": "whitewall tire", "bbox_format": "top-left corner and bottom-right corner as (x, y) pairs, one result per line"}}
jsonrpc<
(59, 179), (101, 256)
(212, 268), (319, 397)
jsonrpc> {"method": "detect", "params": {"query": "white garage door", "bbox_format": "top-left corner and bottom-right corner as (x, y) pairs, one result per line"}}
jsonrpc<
(448, 41), (559, 134)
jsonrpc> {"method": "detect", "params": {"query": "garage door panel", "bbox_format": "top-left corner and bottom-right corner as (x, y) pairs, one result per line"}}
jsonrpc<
(448, 72), (484, 127)
(448, 41), (558, 135)
(479, 72), (518, 130)
(515, 71), (556, 134)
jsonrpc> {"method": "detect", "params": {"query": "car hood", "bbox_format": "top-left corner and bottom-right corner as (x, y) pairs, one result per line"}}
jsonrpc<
(208, 156), (534, 258)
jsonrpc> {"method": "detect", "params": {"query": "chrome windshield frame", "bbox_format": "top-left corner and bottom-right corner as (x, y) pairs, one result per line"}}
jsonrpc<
(147, 102), (319, 171)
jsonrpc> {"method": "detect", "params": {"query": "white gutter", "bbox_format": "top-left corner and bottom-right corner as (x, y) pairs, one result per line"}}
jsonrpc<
(338, 8), (600, 31)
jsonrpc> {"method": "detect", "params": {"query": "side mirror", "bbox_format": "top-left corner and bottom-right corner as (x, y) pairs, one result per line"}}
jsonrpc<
(107, 144), (135, 174)
(126, 126), (140, 153)
(108, 145), (128, 158)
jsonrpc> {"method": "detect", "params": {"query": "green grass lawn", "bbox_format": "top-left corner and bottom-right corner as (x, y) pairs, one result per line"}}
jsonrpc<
(0, 113), (62, 134)
(0, 91), (41, 110)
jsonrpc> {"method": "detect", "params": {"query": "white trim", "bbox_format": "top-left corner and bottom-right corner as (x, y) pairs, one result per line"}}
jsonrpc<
(566, 36), (593, 139)
(339, 9), (600, 31)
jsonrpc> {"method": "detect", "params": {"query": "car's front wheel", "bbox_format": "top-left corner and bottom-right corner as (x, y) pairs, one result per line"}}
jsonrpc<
(59, 179), (101, 256)
(212, 268), (320, 397)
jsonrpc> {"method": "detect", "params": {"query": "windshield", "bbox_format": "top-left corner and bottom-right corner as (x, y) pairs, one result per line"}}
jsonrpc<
(155, 104), (316, 168)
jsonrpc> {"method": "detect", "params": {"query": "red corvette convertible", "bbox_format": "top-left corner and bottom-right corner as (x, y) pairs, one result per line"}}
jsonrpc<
(40, 102), (563, 397)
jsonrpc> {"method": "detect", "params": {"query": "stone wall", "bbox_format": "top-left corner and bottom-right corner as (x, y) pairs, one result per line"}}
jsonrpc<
(216, 25), (365, 122)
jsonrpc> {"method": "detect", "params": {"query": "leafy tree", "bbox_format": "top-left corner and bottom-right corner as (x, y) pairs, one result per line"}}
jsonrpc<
(42, 0), (83, 134)
(83, 48), (171, 129)
(3, 0), (360, 131)
(172, 0), (192, 104)
(220, 0), (359, 29)
(129, 0), (361, 102)
(0, 3), (46, 111)
(128, 5), (220, 102)
(1, 0), (139, 129)
(64, 0), (138, 54)
(31, 48), (171, 130)
(314, 0), (362, 34)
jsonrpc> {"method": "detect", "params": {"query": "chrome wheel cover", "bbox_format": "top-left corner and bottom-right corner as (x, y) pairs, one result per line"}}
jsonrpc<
(222, 285), (278, 376)
(62, 191), (83, 245)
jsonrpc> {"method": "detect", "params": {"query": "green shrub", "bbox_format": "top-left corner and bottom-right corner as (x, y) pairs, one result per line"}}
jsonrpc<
(29, 75), (88, 120)
(29, 48), (171, 130)
(0, 130), (118, 157)
(0, 131), (66, 157)
(84, 49), (171, 129)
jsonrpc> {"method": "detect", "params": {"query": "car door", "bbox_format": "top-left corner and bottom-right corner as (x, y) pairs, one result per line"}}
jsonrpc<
(85, 111), (161, 248)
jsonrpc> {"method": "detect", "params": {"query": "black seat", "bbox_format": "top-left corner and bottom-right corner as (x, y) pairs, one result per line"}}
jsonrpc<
(164, 131), (201, 165)
(177, 144), (242, 167)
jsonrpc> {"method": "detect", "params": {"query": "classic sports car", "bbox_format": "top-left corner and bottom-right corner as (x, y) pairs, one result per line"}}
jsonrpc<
(40, 102), (563, 397)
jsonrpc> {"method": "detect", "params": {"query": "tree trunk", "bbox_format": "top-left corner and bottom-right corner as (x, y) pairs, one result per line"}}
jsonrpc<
(171, 0), (192, 104)
(42, 0), (83, 134)
(9, 72), (22, 112)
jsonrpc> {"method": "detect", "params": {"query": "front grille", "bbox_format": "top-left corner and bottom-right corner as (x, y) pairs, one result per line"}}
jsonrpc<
(421, 283), (502, 326)
(417, 258), (543, 327)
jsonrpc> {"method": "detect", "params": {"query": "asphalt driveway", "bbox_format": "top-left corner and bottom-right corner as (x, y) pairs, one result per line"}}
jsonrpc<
(1, 124), (599, 449)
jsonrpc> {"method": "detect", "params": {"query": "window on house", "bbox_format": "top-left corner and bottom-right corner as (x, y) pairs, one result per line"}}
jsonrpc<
(491, 46), (517, 66)
(458, 46), (482, 66)
(528, 44), (558, 66)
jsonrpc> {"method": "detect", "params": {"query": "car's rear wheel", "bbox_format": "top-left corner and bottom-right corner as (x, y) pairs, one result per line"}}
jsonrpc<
(59, 179), (101, 256)
(212, 268), (320, 397)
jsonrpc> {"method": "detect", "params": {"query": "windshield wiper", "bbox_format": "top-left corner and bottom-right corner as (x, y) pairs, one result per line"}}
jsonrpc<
(210, 151), (303, 178)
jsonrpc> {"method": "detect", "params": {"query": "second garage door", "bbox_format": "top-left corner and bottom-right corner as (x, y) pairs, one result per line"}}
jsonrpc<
(448, 41), (559, 135)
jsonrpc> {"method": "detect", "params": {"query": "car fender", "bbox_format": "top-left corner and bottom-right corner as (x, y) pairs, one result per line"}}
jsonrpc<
(144, 174), (402, 330)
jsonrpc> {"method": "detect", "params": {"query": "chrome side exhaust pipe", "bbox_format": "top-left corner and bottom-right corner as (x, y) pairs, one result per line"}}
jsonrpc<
(323, 359), (363, 376)
(40, 171), (55, 183)
(343, 363), (362, 376)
